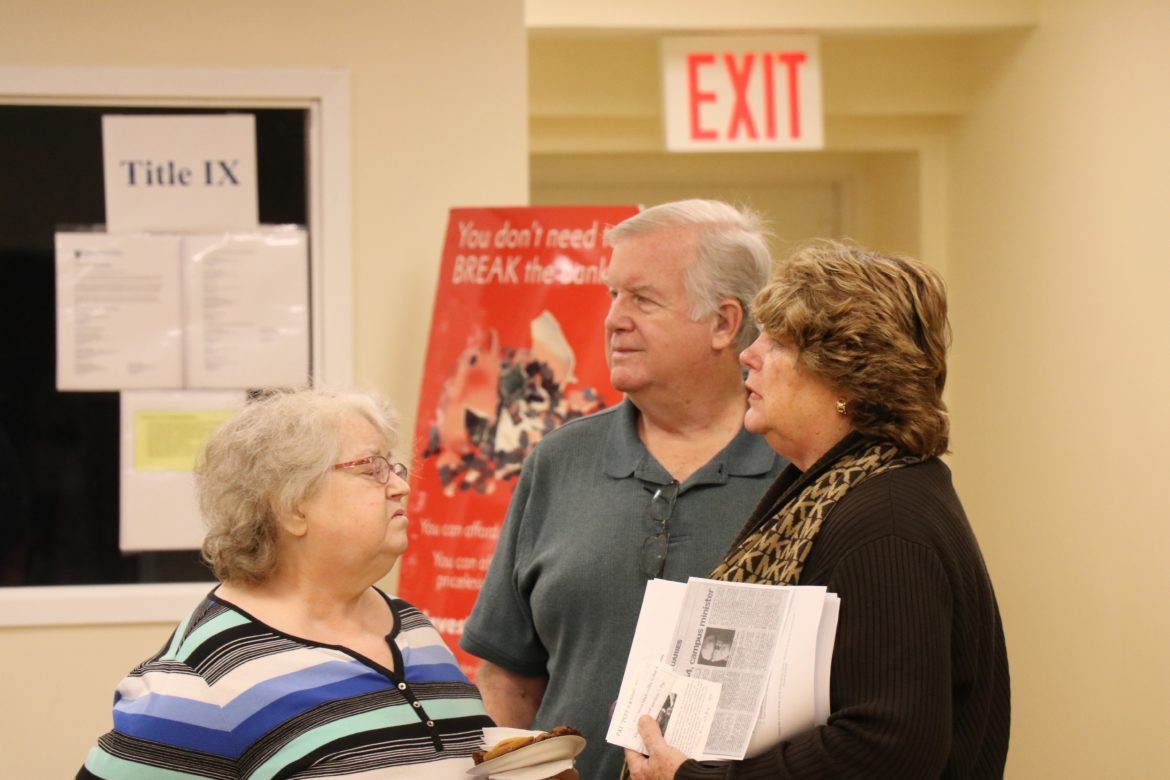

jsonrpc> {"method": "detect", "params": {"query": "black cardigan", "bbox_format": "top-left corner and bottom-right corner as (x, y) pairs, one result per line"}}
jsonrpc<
(677, 434), (1010, 779)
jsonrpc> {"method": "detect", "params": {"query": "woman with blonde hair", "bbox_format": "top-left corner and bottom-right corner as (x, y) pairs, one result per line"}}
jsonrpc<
(627, 241), (1010, 779)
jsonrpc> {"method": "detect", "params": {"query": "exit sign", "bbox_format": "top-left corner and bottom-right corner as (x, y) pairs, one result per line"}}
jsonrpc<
(662, 35), (824, 152)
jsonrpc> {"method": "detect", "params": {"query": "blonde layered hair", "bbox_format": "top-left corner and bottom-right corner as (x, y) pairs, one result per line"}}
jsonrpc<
(753, 240), (952, 456)
(198, 389), (398, 583)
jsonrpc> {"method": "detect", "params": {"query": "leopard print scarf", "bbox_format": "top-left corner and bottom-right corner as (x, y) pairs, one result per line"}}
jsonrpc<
(710, 442), (925, 585)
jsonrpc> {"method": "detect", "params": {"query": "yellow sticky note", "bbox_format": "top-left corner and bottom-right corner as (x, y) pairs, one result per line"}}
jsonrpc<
(134, 410), (235, 472)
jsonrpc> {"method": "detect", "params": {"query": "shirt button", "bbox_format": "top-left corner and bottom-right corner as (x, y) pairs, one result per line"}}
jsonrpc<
(397, 682), (407, 690)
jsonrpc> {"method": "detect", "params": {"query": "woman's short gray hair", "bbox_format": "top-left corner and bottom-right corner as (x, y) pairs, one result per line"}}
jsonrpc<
(606, 199), (772, 350)
(198, 388), (398, 583)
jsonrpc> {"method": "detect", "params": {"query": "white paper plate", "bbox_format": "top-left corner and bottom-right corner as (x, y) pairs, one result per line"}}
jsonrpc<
(466, 734), (586, 776)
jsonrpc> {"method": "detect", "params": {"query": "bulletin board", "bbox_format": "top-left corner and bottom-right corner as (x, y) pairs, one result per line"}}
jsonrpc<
(0, 104), (307, 589)
(0, 67), (352, 624)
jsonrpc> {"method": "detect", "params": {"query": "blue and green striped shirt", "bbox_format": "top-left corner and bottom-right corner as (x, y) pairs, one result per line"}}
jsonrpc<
(79, 590), (492, 779)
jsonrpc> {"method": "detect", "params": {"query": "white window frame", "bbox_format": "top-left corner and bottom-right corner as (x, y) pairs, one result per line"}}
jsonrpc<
(0, 66), (352, 626)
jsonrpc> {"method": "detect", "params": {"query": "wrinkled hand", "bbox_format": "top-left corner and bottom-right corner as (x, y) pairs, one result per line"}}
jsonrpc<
(624, 715), (688, 780)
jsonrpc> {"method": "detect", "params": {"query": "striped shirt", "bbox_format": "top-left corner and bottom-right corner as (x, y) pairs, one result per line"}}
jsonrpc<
(79, 590), (492, 779)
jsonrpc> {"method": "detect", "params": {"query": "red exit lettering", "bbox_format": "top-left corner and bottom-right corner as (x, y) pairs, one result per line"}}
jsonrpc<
(687, 53), (718, 141)
(686, 50), (808, 143)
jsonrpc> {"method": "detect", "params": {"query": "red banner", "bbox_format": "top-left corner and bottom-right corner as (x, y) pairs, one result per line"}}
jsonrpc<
(399, 206), (639, 673)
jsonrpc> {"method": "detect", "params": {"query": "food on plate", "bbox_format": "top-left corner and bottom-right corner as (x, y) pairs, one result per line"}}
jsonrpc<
(471, 725), (583, 765)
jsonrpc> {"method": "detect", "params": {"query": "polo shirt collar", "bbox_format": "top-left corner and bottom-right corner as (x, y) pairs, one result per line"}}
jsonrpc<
(602, 397), (777, 488)
(602, 398), (648, 479)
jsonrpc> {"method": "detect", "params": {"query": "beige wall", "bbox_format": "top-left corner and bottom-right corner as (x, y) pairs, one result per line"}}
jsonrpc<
(528, 32), (951, 259)
(0, 1), (527, 775)
(948, 0), (1170, 775)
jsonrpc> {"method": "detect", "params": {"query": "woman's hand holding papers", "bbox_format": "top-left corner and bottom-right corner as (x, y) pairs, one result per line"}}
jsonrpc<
(624, 716), (688, 780)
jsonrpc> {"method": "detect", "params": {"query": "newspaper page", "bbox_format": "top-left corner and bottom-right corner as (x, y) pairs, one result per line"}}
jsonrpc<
(668, 579), (792, 760)
(608, 580), (696, 751)
(742, 586), (829, 757)
(607, 661), (721, 757)
(610, 578), (686, 690)
(608, 580), (722, 757)
(609, 578), (837, 762)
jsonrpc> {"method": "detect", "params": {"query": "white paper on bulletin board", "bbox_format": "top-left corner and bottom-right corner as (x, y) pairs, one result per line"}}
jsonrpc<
(120, 390), (245, 552)
(183, 227), (310, 389)
(55, 232), (183, 391)
(102, 114), (258, 233)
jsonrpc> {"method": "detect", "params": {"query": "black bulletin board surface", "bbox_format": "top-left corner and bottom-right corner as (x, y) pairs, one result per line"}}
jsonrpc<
(0, 105), (308, 587)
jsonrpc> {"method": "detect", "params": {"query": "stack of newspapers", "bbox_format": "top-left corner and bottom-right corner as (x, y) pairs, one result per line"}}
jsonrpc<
(606, 578), (839, 761)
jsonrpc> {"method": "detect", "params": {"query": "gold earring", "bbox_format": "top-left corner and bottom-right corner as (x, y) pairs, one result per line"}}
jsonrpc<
(835, 399), (848, 416)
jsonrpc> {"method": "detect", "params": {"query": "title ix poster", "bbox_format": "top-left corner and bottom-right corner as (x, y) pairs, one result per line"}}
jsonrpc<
(398, 205), (639, 673)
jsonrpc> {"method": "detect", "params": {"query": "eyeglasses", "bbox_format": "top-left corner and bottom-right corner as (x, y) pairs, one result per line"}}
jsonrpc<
(641, 482), (678, 578)
(333, 455), (408, 486)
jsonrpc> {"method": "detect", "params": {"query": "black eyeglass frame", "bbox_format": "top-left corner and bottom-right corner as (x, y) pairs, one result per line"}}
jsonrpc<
(640, 481), (678, 578)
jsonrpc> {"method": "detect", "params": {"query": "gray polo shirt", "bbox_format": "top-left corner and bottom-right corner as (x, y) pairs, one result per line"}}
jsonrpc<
(462, 399), (785, 780)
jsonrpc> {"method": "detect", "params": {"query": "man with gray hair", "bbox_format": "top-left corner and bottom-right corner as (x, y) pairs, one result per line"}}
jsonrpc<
(461, 200), (786, 779)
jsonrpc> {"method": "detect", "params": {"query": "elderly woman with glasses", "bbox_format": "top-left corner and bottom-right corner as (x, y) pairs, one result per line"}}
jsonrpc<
(79, 388), (494, 779)
(625, 241), (1011, 779)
